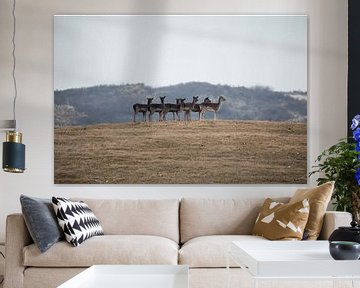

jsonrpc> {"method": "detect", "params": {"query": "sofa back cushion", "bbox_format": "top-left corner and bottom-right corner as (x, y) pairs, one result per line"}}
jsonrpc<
(72, 198), (179, 243)
(180, 198), (289, 243)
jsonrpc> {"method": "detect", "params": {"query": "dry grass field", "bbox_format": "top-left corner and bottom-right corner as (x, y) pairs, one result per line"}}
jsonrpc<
(54, 120), (307, 184)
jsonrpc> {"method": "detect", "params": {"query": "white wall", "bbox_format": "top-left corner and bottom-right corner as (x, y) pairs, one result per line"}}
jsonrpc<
(0, 0), (348, 242)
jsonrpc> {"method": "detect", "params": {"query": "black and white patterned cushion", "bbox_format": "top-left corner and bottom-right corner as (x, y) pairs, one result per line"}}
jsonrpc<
(52, 197), (104, 247)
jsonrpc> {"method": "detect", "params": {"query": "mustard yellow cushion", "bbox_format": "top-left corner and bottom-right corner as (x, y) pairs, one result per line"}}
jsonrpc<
(252, 198), (310, 240)
(289, 181), (334, 240)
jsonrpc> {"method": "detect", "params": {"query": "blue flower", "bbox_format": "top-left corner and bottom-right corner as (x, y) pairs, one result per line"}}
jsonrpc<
(353, 128), (360, 142)
(356, 168), (360, 186)
(352, 115), (360, 130)
(351, 115), (360, 186)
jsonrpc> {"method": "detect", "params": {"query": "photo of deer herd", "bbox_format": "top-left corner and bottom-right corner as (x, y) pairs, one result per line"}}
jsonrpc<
(133, 96), (226, 122)
(54, 15), (307, 184)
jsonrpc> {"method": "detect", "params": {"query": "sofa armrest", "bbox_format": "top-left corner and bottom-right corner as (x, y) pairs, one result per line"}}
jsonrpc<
(318, 211), (352, 240)
(4, 213), (33, 288)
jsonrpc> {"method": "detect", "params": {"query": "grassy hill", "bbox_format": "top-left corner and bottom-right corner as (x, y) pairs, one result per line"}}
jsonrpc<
(54, 120), (307, 184)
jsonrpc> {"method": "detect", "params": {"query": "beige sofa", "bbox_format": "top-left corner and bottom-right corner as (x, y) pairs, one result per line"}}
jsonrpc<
(4, 198), (352, 288)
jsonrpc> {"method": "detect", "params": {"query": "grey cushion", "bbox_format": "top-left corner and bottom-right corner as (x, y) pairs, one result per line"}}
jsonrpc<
(20, 195), (64, 253)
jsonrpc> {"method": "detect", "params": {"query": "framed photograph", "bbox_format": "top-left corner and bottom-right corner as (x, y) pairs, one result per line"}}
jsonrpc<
(54, 15), (307, 184)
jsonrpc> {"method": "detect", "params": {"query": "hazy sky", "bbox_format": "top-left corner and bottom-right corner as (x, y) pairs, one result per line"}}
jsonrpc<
(54, 15), (307, 92)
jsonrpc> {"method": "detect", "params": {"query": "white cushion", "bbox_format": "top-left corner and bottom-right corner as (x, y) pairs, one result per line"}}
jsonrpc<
(179, 235), (267, 267)
(52, 197), (103, 247)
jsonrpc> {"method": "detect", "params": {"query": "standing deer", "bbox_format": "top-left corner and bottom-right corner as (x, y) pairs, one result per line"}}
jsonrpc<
(183, 96), (199, 121)
(177, 98), (186, 121)
(163, 98), (185, 121)
(192, 97), (211, 120)
(149, 96), (166, 122)
(133, 97), (153, 122)
(199, 95), (226, 120)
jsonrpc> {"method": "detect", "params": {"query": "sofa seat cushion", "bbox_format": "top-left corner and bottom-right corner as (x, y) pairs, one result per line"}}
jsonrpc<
(23, 235), (179, 267)
(179, 235), (267, 268)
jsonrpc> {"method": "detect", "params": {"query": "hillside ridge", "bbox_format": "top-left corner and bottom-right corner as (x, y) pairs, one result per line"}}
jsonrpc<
(54, 82), (307, 126)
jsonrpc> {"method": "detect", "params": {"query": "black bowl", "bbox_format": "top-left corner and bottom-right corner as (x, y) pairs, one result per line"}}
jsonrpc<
(329, 241), (360, 260)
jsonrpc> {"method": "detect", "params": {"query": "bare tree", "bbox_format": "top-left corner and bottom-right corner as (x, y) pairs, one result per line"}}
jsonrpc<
(54, 104), (87, 128)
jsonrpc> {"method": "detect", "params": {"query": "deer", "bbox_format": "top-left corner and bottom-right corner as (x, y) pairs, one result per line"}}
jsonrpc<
(177, 98), (186, 121)
(163, 98), (185, 121)
(133, 97), (153, 122)
(192, 97), (211, 120)
(149, 96), (166, 122)
(183, 96), (199, 121)
(199, 95), (226, 120)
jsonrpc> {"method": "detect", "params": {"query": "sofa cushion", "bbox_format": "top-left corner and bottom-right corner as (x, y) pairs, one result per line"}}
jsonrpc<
(252, 198), (310, 240)
(180, 198), (289, 243)
(24, 268), (86, 288)
(20, 195), (64, 253)
(290, 181), (334, 240)
(72, 198), (179, 243)
(23, 235), (178, 267)
(179, 235), (267, 268)
(52, 197), (104, 247)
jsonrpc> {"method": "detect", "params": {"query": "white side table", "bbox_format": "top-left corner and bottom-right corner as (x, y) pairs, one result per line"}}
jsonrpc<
(228, 241), (360, 288)
(58, 265), (189, 288)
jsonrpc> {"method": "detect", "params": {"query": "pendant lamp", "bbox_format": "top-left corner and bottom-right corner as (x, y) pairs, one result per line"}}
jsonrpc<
(1, 0), (25, 173)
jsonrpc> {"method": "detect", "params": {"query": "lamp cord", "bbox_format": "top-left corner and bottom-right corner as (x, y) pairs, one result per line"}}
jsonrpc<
(12, 0), (18, 129)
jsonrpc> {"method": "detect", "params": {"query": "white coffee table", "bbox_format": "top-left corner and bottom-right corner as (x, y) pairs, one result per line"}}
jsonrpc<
(57, 265), (189, 288)
(228, 241), (360, 288)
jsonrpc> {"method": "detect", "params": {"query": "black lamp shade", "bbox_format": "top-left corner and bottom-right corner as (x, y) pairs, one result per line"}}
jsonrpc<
(3, 141), (25, 173)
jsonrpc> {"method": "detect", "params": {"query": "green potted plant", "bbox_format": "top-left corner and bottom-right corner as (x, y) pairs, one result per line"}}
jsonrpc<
(310, 115), (360, 222)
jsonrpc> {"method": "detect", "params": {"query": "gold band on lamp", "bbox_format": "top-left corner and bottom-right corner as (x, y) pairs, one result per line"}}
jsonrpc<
(3, 167), (23, 173)
(6, 131), (22, 143)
